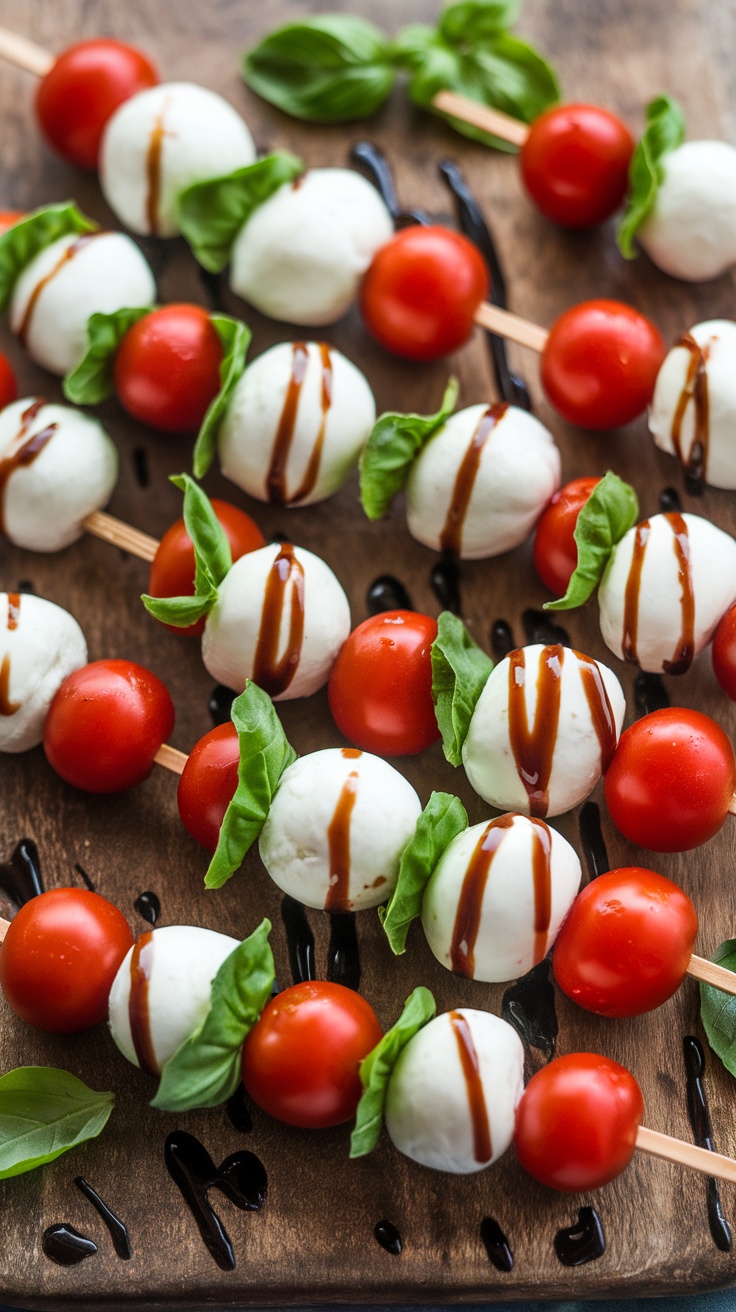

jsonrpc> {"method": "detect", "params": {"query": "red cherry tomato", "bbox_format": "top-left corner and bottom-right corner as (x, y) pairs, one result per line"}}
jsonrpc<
(520, 104), (634, 228)
(713, 604), (736, 701)
(360, 226), (488, 362)
(114, 305), (224, 434)
(0, 888), (133, 1033)
(0, 212), (24, 235)
(541, 299), (665, 430)
(35, 39), (158, 171)
(43, 659), (175, 794)
(533, 476), (600, 596)
(604, 708), (736, 852)
(177, 722), (239, 852)
(148, 500), (265, 637)
(0, 352), (18, 410)
(241, 981), (383, 1129)
(328, 611), (439, 756)
(553, 867), (698, 1018)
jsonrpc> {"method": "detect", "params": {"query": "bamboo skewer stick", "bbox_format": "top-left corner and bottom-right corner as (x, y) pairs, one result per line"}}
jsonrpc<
(82, 511), (159, 563)
(0, 28), (53, 76)
(635, 1125), (736, 1185)
(432, 90), (530, 148)
(686, 953), (736, 993)
(474, 300), (550, 352)
(728, 794), (736, 816)
(153, 743), (188, 775)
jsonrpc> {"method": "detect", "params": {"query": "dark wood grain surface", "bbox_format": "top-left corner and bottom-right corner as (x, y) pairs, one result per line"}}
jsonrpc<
(1, 0), (735, 1305)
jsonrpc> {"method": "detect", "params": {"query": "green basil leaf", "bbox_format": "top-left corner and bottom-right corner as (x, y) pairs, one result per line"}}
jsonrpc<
(545, 471), (639, 612)
(63, 306), (152, 406)
(152, 920), (274, 1111)
(700, 940), (736, 1078)
(141, 588), (219, 627)
(618, 96), (686, 258)
(439, 0), (520, 44)
(379, 792), (468, 955)
(360, 377), (459, 521)
(141, 474), (232, 627)
(0, 202), (97, 315)
(193, 314), (252, 479)
(205, 683), (297, 890)
(350, 987), (436, 1158)
(0, 1067), (114, 1179)
(243, 16), (395, 124)
(178, 152), (304, 274)
(431, 611), (493, 767)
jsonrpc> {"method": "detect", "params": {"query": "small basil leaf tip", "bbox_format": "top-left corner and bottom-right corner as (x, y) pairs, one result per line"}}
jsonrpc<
(700, 939), (736, 1079)
(544, 471), (639, 612)
(431, 612), (493, 766)
(350, 987), (436, 1158)
(360, 377), (459, 521)
(380, 792), (468, 954)
(0, 202), (97, 315)
(618, 95), (686, 258)
(141, 474), (232, 627)
(63, 306), (152, 406)
(193, 314), (252, 479)
(178, 152), (304, 274)
(0, 1067), (114, 1179)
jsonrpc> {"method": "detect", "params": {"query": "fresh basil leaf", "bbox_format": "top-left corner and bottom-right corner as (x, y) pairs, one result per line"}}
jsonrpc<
(152, 920), (274, 1111)
(141, 588), (219, 627)
(439, 0), (520, 43)
(193, 314), (252, 479)
(545, 471), (639, 611)
(178, 152), (303, 274)
(618, 96), (686, 258)
(360, 377), (459, 521)
(380, 793), (468, 955)
(141, 474), (232, 627)
(205, 683), (297, 890)
(431, 611), (493, 767)
(0, 1067), (114, 1179)
(350, 987), (436, 1158)
(243, 16), (395, 124)
(0, 202), (97, 315)
(700, 940), (736, 1078)
(63, 306), (152, 406)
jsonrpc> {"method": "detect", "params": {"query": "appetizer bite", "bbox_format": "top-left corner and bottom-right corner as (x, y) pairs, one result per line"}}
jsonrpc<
(0, 591), (87, 752)
(649, 320), (736, 491)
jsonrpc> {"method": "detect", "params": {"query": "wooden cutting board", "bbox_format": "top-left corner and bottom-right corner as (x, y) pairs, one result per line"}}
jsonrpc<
(1, 0), (735, 1305)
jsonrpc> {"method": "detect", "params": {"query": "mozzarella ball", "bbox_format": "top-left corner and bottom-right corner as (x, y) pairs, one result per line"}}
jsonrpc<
(422, 814), (582, 982)
(229, 169), (394, 325)
(599, 512), (736, 673)
(649, 320), (736, 490)
(0, 592), (87, 753)
(108, 925), (240, 1074)
(258, 748), (421, 911)
(219, 341), (375, 506)
(463, 644), (625, 818)
(100, 82), (256, 238)
(9, 233), (156, 376)
(202, 543), (350, 700)
(406, 403), (560, 559)
(638, 141), (736, 281)
(384, 1010), (524, 1174)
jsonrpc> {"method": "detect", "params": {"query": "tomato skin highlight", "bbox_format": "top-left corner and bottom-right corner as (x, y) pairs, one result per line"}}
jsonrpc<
(532, 476), (600, 596)
(0, 888), (134, 1033)
(553, 867), (698, 1017)
(114, 305), (224, 434)
(177, 722), (240, 852)
(712, 604), (736, 701)
(242, 981), (383, 1129)
(514, 1053), (644, 1192)
(520, 103), (634, 228)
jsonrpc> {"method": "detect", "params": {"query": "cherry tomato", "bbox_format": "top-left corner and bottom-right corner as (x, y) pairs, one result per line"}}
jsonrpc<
(520, 104), (634, 228)
(114, 305), (224, 434)
(43, 659), (175, 794)
(514, 1053), (644, 1192)
(0, 888), (133, 1033)
(177, 722), (239, 852)
(360, 226), (488, 362)
(148, 500), (265, 637)
(0, 352), (18, 410)
(553, 867), (698, 1017)
(712, 604), (736, 701)
(241, 981), (383, 1129)
(604, 708), (736, 852)
(0, 212), (24, 235)
(541, 300), (665, 430)
(35, 39), (158, 171)
(327, 611), (439, 756)
(533, 476), (600, 596)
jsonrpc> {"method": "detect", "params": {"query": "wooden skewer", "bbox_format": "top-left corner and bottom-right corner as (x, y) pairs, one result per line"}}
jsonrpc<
(686, 954), (736, 993)
(728, 794), (736, 816)
(0, 27), (53, 76)
(154, 743), (188, 775)
(635, 1125), (736, 1186)
(474, 301), (549, 352)
(82, 511), (159, 563)
(432, 90), (530, 148)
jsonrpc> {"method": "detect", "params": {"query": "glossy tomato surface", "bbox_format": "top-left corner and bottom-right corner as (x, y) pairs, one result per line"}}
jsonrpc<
(514, 1053), (644, 1191)
(328, 610), (439, 756)
(520, 103), (634, 228)
(0, 888), (134, 1033)
(242, 981), (383, 1128)
(553, 867), (698, 1017)
(0, 352), (18, 410)
(533, 476), (600, 596)
(114, 305), (224, 433)
(713, 604), (736, 701)
(43, 660), (175, 794)
(177, 722), (240, 852)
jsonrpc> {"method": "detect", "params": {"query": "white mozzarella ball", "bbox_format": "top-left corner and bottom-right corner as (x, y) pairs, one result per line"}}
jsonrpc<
(0, 398), (118, 552)
(9, 232), (156, 376)
(649, 320), (736, 490)
(384, 1010), (524, 1174)
(100, 82), (256, 238)
(202, 543), (350, 700)
(108, 925), (240, 1074)
(229, 169), (394, 325)
(463, 644), (625, 818)
(422, 814), (582, 983)
(406, 403), (560, 559)
(0, 592), (87, 753)
(258, 748), (421, 911)
(219, 341), (375, 506)
(599, 512), (736, 673)
(638, 141), (736, 281)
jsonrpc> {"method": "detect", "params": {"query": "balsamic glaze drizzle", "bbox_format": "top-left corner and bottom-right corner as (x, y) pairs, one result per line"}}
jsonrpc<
(683, 1036), (733, 1252)
(490, 618), (515, 662)
(521, 608), (571, 648)
(209, 685), (236, 727)
(280, 895), (316, 984)
(17, 579), (35, 594)
(42, 1224), (97, 1266)
(578, 802), (609, 882)
(326, 912), (361, 991)
(374, 1219), (403, 1255)
(74, 862), (95, 891)
(480, 1216), (514, 1272)
(366, 575), (414, 616)
(0, 838), (44, 909)
(659, 486), (683, 514)
(226, 1086), (253, 1134)
(634, 671), (670, 718)
(501, 958), (557, 1064)
(74, 1177), (132, 1260)
(164, 1131), (267, 1272)
(554, 1207), (606, 1266)
(134, 890), (161, 926)
(351, 142), (431, 227)
(132, 447), (149, 490)
(430, 556), (461, 615)
(198, 266), (226, 313)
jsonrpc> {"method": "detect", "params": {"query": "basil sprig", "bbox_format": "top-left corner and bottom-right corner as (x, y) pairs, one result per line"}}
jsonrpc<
(0, 202), (97, 315)
(194, 314), (252, 479)
(700, 940), (736, 1078)
(544, 471), (639, 612)
(380, 793), (468, 954)
(350, 987), (436, 1158)
(152, 920), (274, 1112)
(142, 474), (232, 628)
(431, 611), (493, 766)
(618, 96), (686, 258)
(178, 152), (303, 274)
(0, 1067), (114, 1179)
(63, 306), (152, 405)
(360, 377), (459, 521)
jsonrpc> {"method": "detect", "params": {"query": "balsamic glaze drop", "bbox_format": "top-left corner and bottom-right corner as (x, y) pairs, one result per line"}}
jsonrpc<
(366, 575), (414, 615)
(42, 1224), (97, 1266)
(659, 486), (682, 513)
(226, 1086), (253, 1134)
(0, 838), (44, 911)
(683, 1036), (733, 1252)
(198, 266), (226, 313)
(374, 1219), (403, 1255)
(634, 671), (670, 718)
(351, 142), (431, 227)
(134, 890), (161, 927)
(17, 579), (35, 594)
(74, 1177), (132, 1260)
(430, 556), (461, 615)
(209, 685), (236, 727)
(132, 447), (149, 490)
(501, 958), (557, 1064)
(280, 895), (316, 984)
(327, 912), (361, 991)
(480, 1216), (514, 1272)
(490, 618), (515, 661)
(578, 802), (609, 881)
(521, 608), (571, 648)
(74, 862), (95, 891)
(554, 1207), (605, 1266)
(165, 1131), (267, 1272)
